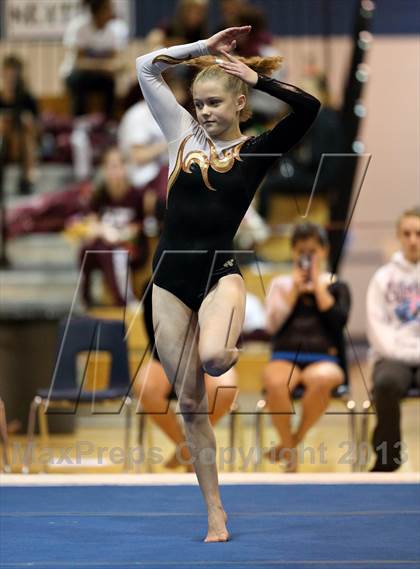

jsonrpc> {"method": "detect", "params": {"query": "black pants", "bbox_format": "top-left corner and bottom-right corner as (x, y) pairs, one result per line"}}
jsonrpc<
(66, 70), (115, 118)
(371, 358), (420, 470)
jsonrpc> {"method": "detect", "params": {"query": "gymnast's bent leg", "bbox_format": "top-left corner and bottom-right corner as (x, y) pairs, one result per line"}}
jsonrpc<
(198, 274), (246, 377)
(152, 283), (229, 542)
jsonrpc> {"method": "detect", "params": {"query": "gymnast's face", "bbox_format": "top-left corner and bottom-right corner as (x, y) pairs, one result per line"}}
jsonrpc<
(193, 79), (245, 140)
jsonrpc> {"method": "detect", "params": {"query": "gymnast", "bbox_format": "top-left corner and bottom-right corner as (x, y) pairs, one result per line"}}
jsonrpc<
(136, 26), (320, 542)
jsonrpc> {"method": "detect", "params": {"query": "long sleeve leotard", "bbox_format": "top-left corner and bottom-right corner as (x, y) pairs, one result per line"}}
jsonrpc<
(136, 40), (320, 311)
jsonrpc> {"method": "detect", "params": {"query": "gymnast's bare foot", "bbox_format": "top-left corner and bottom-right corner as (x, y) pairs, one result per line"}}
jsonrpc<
(204, 505), (229, 542)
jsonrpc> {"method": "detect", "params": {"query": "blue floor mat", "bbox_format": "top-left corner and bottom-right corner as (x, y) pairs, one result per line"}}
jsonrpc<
(1, 484), (419, 568)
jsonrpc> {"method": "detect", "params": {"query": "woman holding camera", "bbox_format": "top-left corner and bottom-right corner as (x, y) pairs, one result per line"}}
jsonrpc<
(263, 222), (351, 471)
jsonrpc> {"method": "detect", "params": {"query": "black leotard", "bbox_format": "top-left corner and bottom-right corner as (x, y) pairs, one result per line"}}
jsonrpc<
(136, 41), (320, 311)
(141, 279), (161, 363)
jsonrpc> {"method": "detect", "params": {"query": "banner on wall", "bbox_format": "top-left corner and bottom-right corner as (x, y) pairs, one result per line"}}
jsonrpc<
(4, 0), (133, 40)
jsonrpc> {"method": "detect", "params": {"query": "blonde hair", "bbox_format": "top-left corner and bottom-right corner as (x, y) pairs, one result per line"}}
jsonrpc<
(187, 55), (283, 122)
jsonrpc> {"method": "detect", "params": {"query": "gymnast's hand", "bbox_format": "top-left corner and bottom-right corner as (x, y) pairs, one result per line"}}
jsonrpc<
(205, 26), (251, 56)
(216, 49), (259, 87)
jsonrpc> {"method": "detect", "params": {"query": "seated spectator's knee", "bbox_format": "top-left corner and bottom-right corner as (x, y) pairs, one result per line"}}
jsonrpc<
(313, 375), (343, 394)
(305, 380), (335, 400)
(138, 381), (162, 406)
(210, 384), (237, 409)
(263, 370), (290, 393)
(139, 390), (168, 414)
(373, 371), (403, 398)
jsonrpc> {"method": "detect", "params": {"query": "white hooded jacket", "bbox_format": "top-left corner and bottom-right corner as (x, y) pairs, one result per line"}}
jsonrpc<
(366, 251), (420, 365)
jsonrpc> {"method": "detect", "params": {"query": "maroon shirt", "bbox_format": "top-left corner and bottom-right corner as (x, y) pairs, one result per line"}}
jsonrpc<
(89, 186), (148, 267)
(89, 186), (144, 227)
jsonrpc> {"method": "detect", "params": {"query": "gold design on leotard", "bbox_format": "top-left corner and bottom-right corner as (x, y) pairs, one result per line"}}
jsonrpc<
(166, 134), (193, 204)
(182, 138), (246, 191)
(166, 135), (248, 202)
(183, 147), (215, 191)
(152, 54), (193, 65)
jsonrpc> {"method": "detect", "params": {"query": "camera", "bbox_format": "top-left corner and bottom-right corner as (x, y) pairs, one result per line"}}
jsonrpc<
(297, 253), (312, 281)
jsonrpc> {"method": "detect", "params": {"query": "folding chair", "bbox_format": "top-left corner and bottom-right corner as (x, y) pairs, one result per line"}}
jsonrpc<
(0, 398), (11, 473)
(23, 316), (133, 473)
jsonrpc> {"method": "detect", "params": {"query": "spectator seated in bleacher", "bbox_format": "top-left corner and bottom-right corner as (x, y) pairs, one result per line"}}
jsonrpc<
(6, 180), (92, 239)
(218, 0), (249, 29)
(262, 222), (351, 471)
(216, 1), (285, 131)
(61, 0), (128, 119)
(70, 147), (147, 308)
(134, 279), (238, 471)
(223, 3), (273, 58)
(118, 97), (167, 199)
(145, 0), (209, 50)
(366, 207), (420, 472)
(0, 55), (40, 195)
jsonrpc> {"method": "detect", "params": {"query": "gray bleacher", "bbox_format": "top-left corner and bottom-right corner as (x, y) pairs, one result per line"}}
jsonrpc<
(1, 164), (82, 314)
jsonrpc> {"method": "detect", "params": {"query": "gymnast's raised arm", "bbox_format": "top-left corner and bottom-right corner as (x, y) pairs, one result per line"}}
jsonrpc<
(136, 27), (253, 144)
(136, 40), (208, 143)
